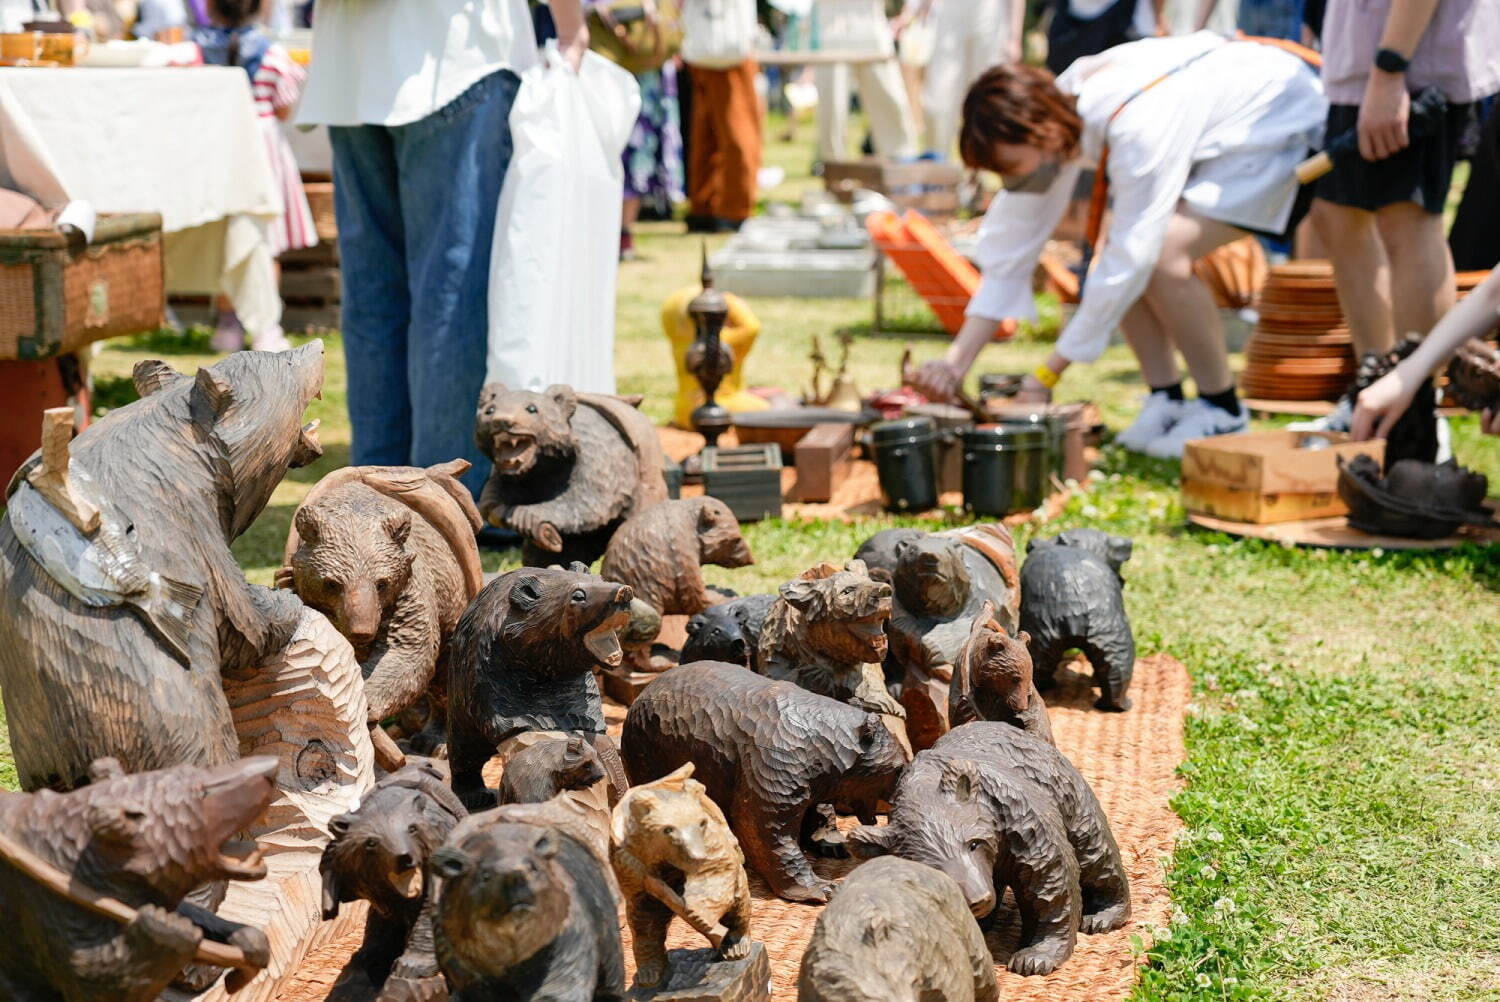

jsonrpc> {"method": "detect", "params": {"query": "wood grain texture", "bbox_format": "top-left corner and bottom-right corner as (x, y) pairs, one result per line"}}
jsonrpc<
(601, 497), (753, 618)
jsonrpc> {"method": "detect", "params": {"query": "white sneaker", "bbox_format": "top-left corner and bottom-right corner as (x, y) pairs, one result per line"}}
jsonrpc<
(1143, 399), (1250, 459)
(1116, 392), (1185, 452)
(1288, 396), (1353, 433)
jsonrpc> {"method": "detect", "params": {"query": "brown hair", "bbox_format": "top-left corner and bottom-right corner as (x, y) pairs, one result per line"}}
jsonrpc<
(959, 64), (1084, 174)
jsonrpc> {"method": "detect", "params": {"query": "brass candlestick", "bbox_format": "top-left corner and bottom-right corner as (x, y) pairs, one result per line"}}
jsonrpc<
(685, 244), (734, 453)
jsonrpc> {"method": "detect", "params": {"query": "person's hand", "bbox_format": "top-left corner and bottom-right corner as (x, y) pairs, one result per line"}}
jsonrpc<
(1350, 366), (1420, 441)
(1357, 70), (1411, 161)
(559, 22), (590, 72)
(908, 359), (964, 402)
(1014, 374), (1052, 404)
(889, 11), (913, 37)
(1005, 37), (1022, 62)
(1483, 407), (1500, 437)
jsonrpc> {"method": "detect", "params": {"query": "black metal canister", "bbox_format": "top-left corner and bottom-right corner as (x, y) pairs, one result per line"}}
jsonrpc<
(961, 424), (1049, 515)
(870, 417), (939, 512)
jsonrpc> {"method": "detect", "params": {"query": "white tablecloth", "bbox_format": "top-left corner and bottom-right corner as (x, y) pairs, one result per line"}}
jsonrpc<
(0, 67), (284, 336)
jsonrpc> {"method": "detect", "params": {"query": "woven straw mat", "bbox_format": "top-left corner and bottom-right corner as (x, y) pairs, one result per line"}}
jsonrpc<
(276, 653), (1188, 1001)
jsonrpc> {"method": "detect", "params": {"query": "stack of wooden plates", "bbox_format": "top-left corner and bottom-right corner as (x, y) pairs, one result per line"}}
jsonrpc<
(1241, 261), (1353, 401)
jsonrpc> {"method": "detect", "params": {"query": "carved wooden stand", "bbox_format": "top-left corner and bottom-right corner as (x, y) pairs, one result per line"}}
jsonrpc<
(165, 609), (376, 1002)
(631, 943), (770, 1002)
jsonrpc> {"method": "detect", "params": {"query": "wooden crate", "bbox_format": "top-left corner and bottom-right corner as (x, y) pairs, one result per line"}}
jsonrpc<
(1181, 430), (1385, 524)
(823, 159), (962, 218)
(701, 444), (783, 522)
(792, 422), (855, 502)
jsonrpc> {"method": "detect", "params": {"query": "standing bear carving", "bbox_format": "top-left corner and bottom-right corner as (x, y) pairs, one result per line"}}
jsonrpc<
(600, 497), (753, 617)
(474, 383), (667, 567)
(0, 755), (278, 1002)
(949, 601), (1053, 746)
(622, 662), (910, 903)
(1020, 529), (1135, 711)
(849, 722), (1130, 976)
(757, 561), (902, 718)
(280, 460), (483, 749)
(0, 345), (324, 792)
(798, 857), (999, 1002)
(447, 564), (634, 810)
(320, 759), (467, 1002)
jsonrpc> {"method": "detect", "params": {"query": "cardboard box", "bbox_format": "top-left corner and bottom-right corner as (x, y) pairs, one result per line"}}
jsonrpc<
(1181, 430), (1385, 524)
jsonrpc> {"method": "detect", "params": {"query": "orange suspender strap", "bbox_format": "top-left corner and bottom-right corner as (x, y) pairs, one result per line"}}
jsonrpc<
(1082, 37), (1322, 270)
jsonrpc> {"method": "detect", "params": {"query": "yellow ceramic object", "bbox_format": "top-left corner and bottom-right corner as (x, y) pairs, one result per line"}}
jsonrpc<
(662, 284), (768, 429)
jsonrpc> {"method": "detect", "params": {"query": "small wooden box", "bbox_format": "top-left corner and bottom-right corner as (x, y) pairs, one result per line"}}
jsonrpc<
(792, 423), (855, 502)
(702, 444), (783, 523)
(823, 159), (963, 218)
(1182, 430), (1385, 524)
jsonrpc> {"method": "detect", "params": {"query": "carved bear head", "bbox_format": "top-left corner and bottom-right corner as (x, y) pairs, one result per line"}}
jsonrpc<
(683, 602), (754, 668)
(474, 383), (580, 480)
(893, 536), (970, 617)
(291, 484), (415, 650)
(502, 735), (606, 804)
(963, 607), (1033, 716)
(847, 757), (998, 917)
(131, 343), (324, 539)
(499, 565), (634, 672)
(777, 560), (893, 665)
(321, 775), (459, 918)
(1029, 528), (1133, 580)
(64, 756), (276, 906)
(620, 780), (718, 870)
(430, 823), (571, 971)
(690, 497), (754, 568)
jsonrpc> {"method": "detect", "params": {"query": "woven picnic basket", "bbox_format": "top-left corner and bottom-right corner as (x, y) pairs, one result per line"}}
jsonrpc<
(0, 212), (164, 361)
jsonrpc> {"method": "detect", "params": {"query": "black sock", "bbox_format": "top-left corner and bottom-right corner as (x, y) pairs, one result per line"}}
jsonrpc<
(1201, 386), (1241, 417)
(1149, 381), (1185, 402)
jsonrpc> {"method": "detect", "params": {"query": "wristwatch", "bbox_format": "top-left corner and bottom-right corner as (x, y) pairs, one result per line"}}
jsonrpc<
(1374, 48), (1410, 74)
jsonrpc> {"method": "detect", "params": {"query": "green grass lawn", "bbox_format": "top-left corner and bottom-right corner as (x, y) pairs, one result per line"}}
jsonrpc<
(4, 121), (1499, 1000)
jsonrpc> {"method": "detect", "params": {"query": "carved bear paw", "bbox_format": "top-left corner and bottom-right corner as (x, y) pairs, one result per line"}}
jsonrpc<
(130, 904), (203, 957)
(376, 974), (448, 1002)
(1007, 945), (1064, 977)
(720, 935), (752, 961)
(778, 880), (836, 905)
(228, 926), (271, 969)
(1080, 901), (1131, 934)
(634, 957), (668, 988)
(1094, 694), (1132, 712)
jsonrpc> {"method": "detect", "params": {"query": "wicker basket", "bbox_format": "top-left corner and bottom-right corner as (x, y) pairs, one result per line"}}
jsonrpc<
(0, 213), (164, 361)
(303, 181), (337, 244)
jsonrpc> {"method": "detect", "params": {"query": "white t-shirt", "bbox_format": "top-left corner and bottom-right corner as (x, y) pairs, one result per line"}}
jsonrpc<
(297, 0), (539, 128)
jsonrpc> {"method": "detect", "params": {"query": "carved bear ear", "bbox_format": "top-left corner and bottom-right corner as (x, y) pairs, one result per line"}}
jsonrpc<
(510, 574), (544, 613)
(294, 503), (322, 547)
(1017, 630), (1031, 646)
(564, 734), (587, 759)
(568, 561), (590, 574)
(845, 823), (895, 859)
(384, 507), (412, 548)
(132, 359), (185, 397)
(858, 713), (884, 745)
(429, 847), (472, 880)
(190, 365), (235, 427)
(894, 538), (914, 559)
(867, 566), (894, 587)
(328, 813), (353, 837)
(861, 914), (894, 947)
(89, 797), (147, 845)
(1107, 536), (1134, 567)
(629, 791), (661, 820)
(534, 830), (560, 859)
(779, 579), (819, 609)
(545, 384), (578, 422)
(845, 558), (870, 577)
(87, 757), (126, 783)
(939, 759), (982, 805)
(683, 778), (706, 797)
(684, 618), (702, 637)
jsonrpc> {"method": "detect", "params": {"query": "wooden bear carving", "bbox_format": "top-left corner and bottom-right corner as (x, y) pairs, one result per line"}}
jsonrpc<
(431, 821), (626, 1001)
(0, 345), (323, 792)
(320, 759), (467, 1002)
(611, 765), (754, 989)
(1020, 529), (1135, 711)
(447, 564), (634, 810)
(0, 756), (277, 1001)
(681, 593), (776, 670)
(601, 497), (753, 617)
(798, 857), (999, 1002)
(474, 383), (667, 567)
(757, 560), (902, 717)
(622, 662), (910, 903)
(849, 722), (1130, 976)
(499, 735), (608, 805)
(949, 601), (1053, 746)
(280, 460), (483, 749)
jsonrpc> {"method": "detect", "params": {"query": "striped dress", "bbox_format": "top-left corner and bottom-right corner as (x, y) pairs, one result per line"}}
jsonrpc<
(252, 44), (318, 254)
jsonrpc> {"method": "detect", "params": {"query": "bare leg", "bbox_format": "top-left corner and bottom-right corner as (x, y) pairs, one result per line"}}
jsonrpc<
(1311, 198), (1395, 355)
(1118, 297), (1180, 388)
(1141, 207), (1244, 396)
(1376, 201), (1455, 341)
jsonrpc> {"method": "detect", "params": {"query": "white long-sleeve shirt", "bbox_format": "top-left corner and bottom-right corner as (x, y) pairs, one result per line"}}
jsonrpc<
(967, 32), (1326, 363)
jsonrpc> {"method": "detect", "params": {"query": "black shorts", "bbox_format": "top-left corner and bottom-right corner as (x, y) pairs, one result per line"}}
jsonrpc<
(1315, 101), (1471, 214)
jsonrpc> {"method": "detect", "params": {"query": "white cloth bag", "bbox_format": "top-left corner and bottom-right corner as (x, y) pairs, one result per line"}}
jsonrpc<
(485, 43), (641, 394)
(681, 0), (757, 69)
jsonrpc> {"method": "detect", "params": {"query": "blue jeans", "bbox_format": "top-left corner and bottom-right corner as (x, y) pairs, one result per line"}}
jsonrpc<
(330, 69), (520, 498)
